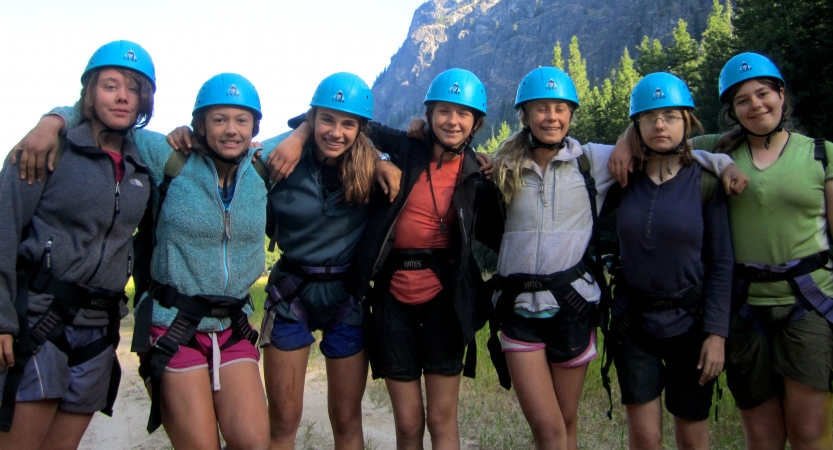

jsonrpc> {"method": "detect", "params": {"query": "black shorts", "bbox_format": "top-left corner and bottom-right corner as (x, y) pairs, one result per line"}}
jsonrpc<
(613, 328), (715, 421)
(370, 289), (464, 382)
(501, 308), (596, 365)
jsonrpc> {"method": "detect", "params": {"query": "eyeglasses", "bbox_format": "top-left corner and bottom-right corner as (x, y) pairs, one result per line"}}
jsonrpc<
(638, 114), (684, 127)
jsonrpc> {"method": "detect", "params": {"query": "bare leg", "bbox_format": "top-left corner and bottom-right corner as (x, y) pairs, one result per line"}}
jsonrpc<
(550, 363), (589, 450)
(424, 373), (461, 450)
(214, 361), (269, 450)
(39, 410), (95, 450)
(673, 416), (710, 450)
(739, 397), (787, 450)
(263, 345), (310, 450)
(0, 399), (59, 450)
(386, 378), (425, 450)
(159, 368), (222, 450)
(783, 378), (833, 450)
(624, 397), (663, 450)
(325, 350), (368, 450)
(505, 350), (567, 450)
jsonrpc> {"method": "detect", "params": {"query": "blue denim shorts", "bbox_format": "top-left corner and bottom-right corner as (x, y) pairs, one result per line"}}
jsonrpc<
(269, 315), (363, 359)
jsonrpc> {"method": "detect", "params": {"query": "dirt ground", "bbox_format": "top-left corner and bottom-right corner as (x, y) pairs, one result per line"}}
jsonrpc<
(78, 332), (412, 450)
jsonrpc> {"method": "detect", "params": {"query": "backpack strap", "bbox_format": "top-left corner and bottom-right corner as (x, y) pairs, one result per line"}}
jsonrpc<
(814, 138), (828, 170)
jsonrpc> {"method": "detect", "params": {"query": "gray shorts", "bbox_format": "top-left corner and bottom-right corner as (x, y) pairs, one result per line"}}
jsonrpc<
(0, 318), (115, 414)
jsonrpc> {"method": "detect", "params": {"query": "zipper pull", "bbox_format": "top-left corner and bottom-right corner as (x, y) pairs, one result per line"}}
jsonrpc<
(115, 182), (121, 213)
(45, 238), (54, 269)
(224, 210), (232, 240)
(539, 182), (547, 207)
(127, 254), (132, 278)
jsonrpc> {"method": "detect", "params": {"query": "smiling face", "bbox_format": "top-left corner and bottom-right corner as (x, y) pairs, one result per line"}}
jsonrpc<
(92, 68), (139, 130)
(428, 101), (476, 149)
(524, 99), (572, 144)
(312, 107), (361, 163)
(731, 78), (785, 135)
(637, 107), (686, 153)
(196, 106), (254, 159)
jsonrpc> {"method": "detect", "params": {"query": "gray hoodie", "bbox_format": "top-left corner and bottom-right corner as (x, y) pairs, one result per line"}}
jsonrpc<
(0, 122), (150, 336)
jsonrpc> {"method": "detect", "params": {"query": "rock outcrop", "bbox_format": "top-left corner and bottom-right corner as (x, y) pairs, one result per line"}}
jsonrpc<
(372, 0), (713, 131)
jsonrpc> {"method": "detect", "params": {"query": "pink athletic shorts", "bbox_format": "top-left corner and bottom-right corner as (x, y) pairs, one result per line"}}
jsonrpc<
(144, 325), (259, 373)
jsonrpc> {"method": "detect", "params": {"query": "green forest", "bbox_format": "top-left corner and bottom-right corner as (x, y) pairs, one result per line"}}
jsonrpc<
(475, 0), (833, 153)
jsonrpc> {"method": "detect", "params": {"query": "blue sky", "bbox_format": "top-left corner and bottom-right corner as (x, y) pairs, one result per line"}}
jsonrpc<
(0, 0), (428, 157)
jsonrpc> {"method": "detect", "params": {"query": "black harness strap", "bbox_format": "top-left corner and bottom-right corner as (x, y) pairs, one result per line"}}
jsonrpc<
(732, 251), (832, 335)
(0, 263), (126, 432)
(487, 260), (596, 390)
(608, 283), (704, 343)
(139, 283), (256, 433)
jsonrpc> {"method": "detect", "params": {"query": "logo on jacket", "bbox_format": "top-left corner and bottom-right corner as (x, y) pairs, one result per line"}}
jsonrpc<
(129, 178), (144, 187)
(448, 82), (461, 95)
(545, 79), (557, 90)
(740, 62), (752, 73)
(332, 90), (345, 103)
(653, 87), (666, 100)
(123, 50), (137, 62)
(227, 84), (240, 97)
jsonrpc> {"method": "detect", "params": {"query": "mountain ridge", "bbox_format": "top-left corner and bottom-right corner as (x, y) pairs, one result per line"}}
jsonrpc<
(372, 0), (714, 131)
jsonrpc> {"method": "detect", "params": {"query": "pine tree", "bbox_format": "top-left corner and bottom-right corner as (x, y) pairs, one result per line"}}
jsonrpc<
(734, 0), (833, 140)
(667, 19), (703, 95)
(477, 121), (515, 155)
(552, 42), (565, 70)
(635, 36), (668, 76)
(566, 36), (594, 143)
(602, 48), (641, 143)
(697, 0), (736, 132)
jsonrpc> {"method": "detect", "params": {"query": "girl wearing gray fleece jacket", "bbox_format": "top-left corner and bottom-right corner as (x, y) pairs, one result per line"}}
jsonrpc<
(0, 41), (154, 449)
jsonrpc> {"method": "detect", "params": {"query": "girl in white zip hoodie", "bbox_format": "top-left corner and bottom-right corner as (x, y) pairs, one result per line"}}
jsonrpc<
(483, 67), (737, 450)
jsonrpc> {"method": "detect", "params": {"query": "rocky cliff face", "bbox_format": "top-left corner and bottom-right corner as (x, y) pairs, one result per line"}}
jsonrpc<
(372, 0), (713, 132)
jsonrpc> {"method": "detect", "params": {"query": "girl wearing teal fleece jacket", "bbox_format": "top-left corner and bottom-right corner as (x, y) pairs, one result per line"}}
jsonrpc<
(31, 74), (271, 449)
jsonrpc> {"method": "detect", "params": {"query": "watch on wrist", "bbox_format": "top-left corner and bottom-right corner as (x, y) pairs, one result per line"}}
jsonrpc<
(378, 152), (391, 162)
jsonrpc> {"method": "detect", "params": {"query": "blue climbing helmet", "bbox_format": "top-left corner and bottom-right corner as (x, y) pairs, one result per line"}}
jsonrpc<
(629, 72), (695, 118)
(514, 67), (580, 109)
(310, 72), (373, 120)
(424, 68), (488, 115)
(719, 52), (784, 103)
(81, 40), (156, 92)
(193, 73), (262, 119)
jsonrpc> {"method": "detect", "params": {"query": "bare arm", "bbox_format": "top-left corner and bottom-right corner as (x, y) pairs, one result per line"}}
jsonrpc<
(9, 115), (65, 184)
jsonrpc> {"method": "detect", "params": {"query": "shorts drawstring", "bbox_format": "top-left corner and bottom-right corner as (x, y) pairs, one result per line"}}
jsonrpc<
(211, 332), (221, 391)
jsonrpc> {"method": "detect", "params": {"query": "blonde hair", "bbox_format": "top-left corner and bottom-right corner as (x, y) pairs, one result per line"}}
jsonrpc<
(493, 108), (534, 204)
(624, 108), (702, 169)
(308, 107), (376, 204)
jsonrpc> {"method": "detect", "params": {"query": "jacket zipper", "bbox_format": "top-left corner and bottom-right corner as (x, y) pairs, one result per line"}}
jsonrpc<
(44, 237), (54, 269)
(86, 157), (120, 284)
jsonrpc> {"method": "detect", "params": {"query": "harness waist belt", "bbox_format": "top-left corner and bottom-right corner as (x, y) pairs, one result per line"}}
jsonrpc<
(734, 251), (829, 282)
(627, 284), (703, 310)
(387, 248), (452, 272)
(492, 260), (587, 293)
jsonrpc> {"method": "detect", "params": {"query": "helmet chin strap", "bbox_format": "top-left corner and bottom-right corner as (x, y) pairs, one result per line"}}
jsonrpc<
(525, 126), (568, 151)
(740, 105), (786, 150)
(428, 128), (468, 169)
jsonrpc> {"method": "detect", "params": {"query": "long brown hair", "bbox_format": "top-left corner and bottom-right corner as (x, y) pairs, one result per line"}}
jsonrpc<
(308, 107), (376, 205)
(624, 108), (702, 169)
(714, 77), (792, 154)
(494, 107), (534, 204)
(80, 67), (154, 129)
